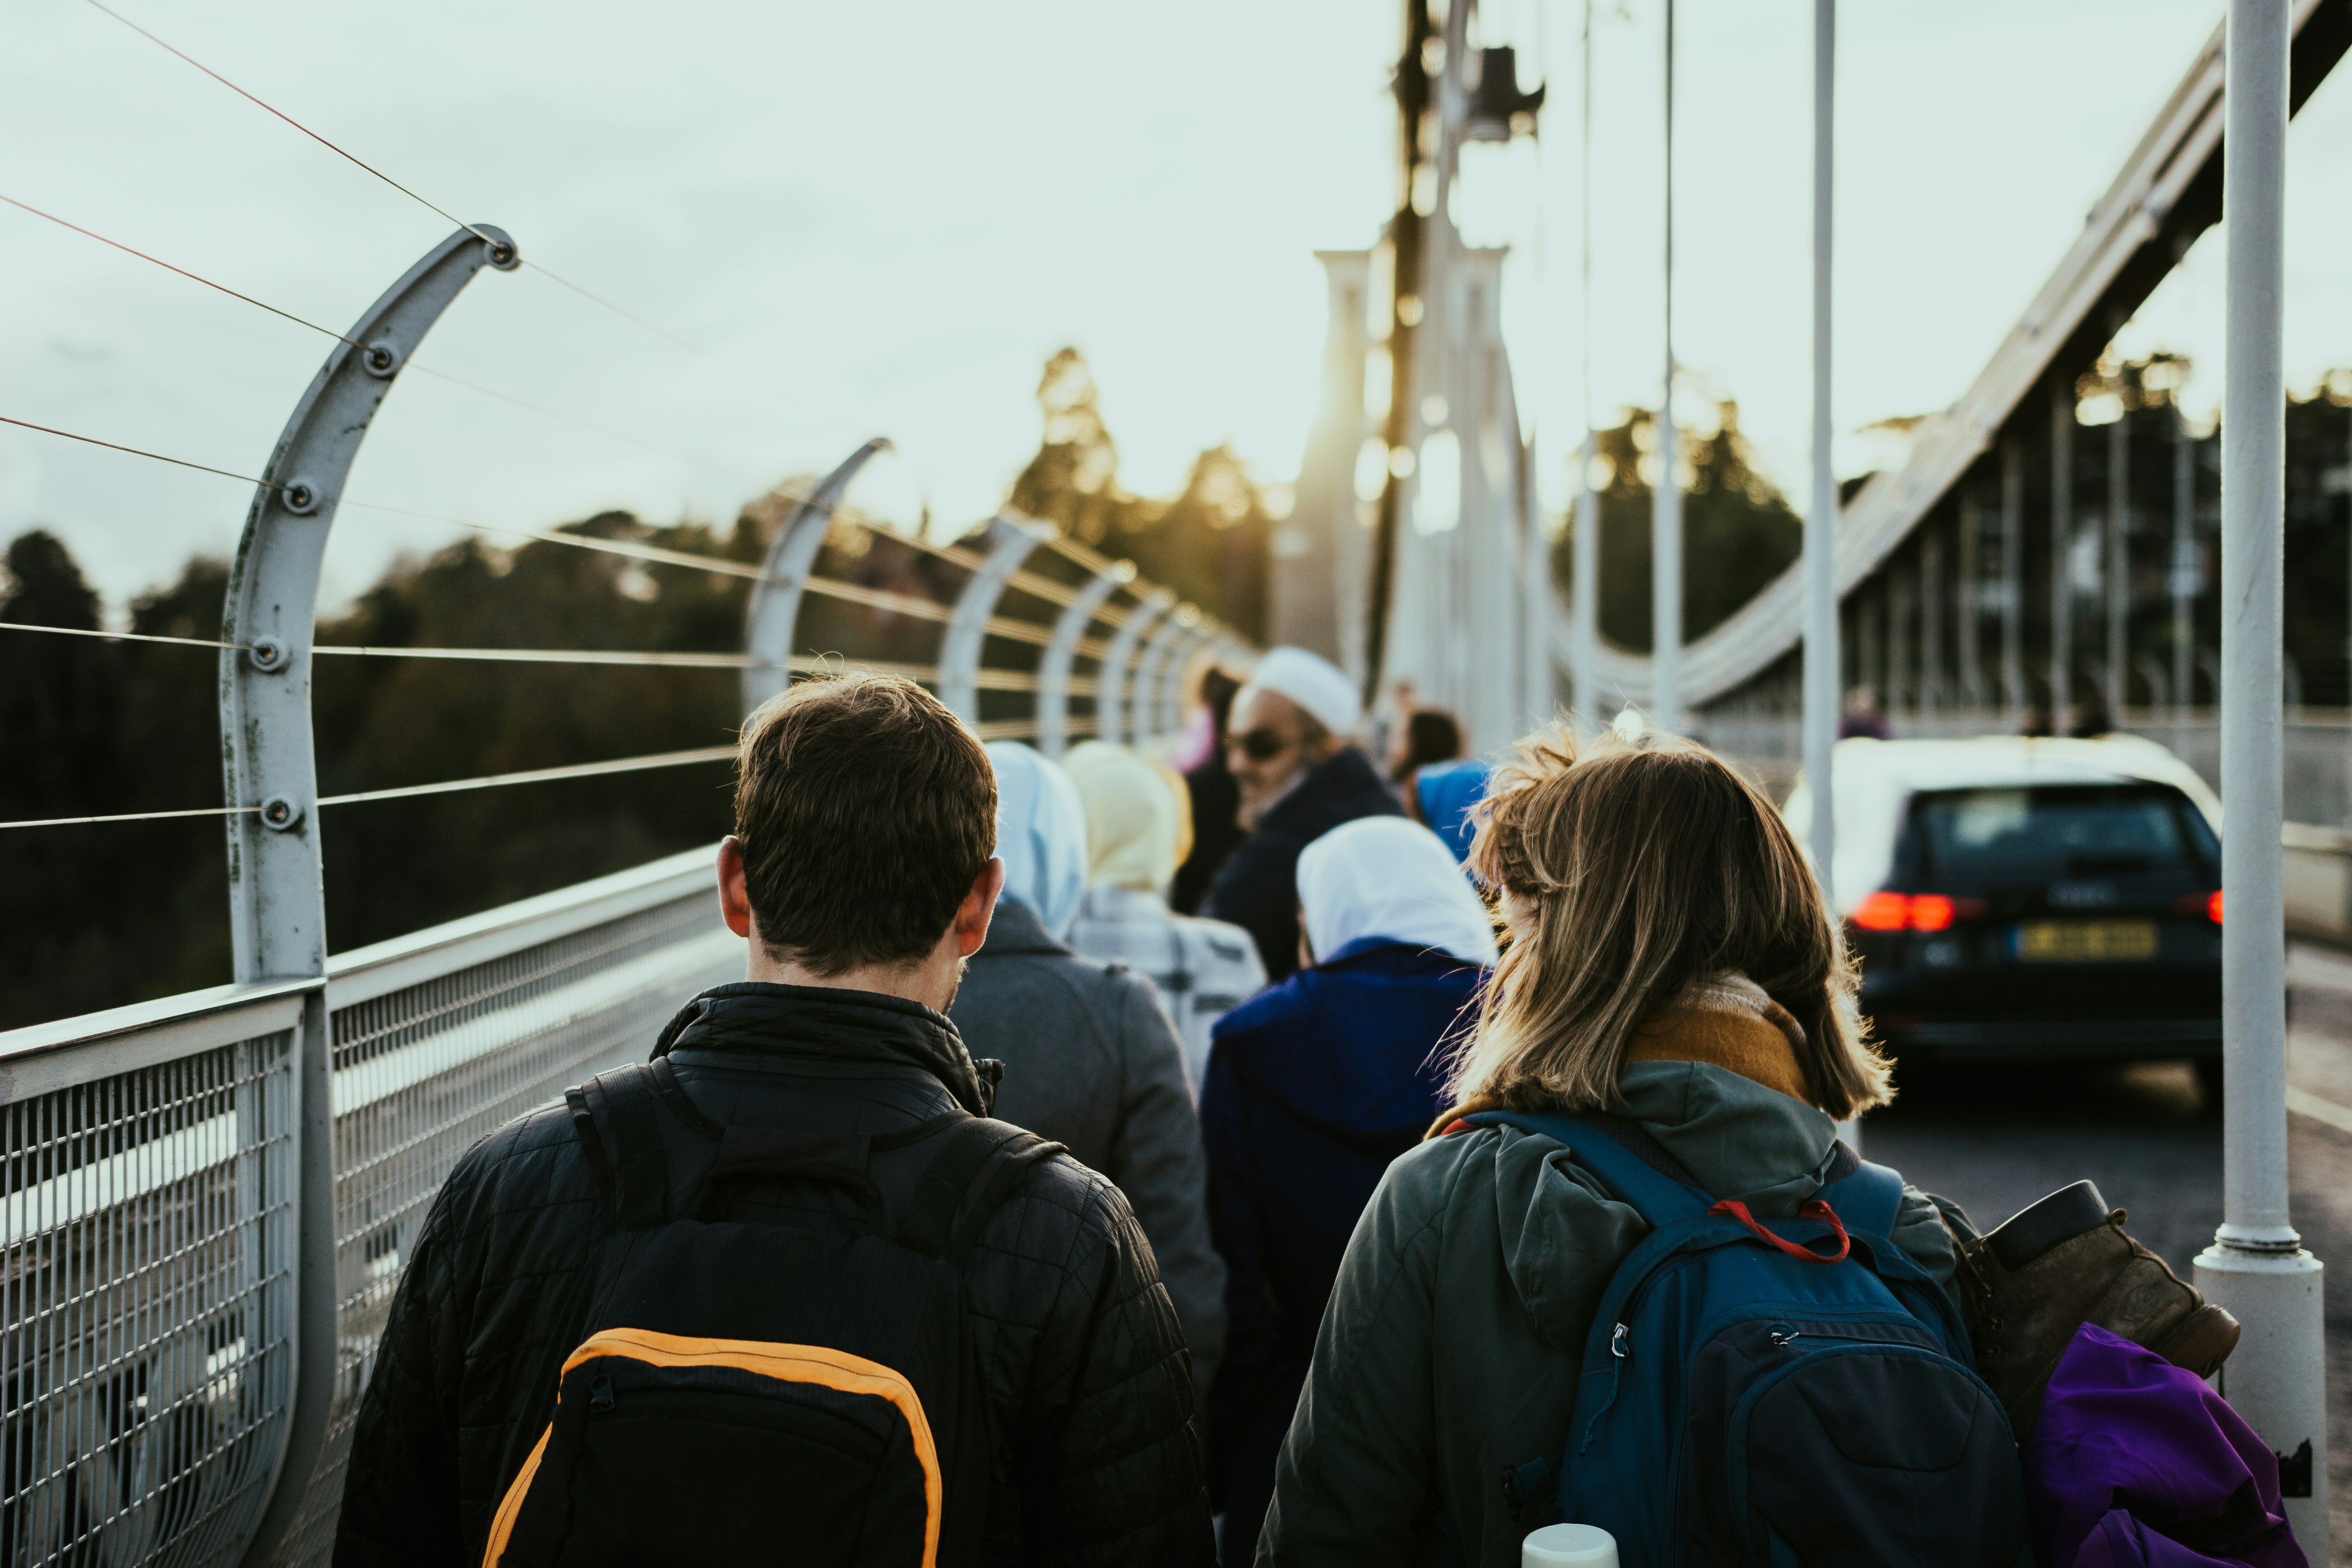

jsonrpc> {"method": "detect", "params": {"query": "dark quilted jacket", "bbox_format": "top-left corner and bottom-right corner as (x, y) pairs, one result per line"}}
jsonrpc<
(332, 982), (1214, 1568)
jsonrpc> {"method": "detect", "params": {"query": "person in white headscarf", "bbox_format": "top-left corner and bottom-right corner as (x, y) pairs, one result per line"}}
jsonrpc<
(981, 738), (1089, 937)
(1063, 742), (1268, 1095)
(1294, 817), (1499, 970)
(1196, 815), (1493, 1566)
(949, 741), (1227, 1394)
(1205, 645), (1403, 983)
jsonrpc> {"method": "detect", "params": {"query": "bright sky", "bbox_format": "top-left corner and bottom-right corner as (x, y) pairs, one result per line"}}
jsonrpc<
(3, 0), (2348, 613)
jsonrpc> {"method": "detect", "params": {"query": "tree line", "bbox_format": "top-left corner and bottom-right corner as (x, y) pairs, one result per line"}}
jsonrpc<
(0, 350), (1280, 1028)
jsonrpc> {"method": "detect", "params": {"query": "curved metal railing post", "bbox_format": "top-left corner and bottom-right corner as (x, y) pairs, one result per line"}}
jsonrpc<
(1037, 558), (1132, 757)
(1158, 619), (1218, 741)
(219, 223), (517, 1568)
(937, 514), (1051, 725)
(743, 437), (891, 715)
(1130, 603), (1196, 748)
(1097, 588), (1174, 748)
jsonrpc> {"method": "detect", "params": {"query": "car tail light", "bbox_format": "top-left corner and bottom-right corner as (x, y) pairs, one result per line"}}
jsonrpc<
(1851, 892), (1972, 932)
(1852, 892), (1911, 931)
(2176, 890), (2223, 923)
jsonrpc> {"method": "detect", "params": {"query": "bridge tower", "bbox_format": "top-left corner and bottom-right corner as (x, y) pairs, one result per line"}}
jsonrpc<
(1276, 0), (1551, 755)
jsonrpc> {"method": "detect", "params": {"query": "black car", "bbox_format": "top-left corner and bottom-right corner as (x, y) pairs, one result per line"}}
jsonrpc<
(1799, 741), (2223, 1081)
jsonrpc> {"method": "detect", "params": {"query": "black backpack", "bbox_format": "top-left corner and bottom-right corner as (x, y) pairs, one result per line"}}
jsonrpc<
(481, 1060), (1063, 1568)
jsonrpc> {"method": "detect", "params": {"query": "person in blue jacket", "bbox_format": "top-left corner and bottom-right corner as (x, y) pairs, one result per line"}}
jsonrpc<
(1406, 756), (1492, 862)
(1198, 815), (1497, 1567)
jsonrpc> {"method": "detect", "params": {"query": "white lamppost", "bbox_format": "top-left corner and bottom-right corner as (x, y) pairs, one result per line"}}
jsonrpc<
(2194, 0), (2328, 1553)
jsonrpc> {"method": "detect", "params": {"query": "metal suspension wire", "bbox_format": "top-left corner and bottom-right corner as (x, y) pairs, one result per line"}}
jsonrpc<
(338, 497), (773, 579)
(79, 0), (705, 355)
(0, 619), (247, 653)
(1, 619), (1111, 679)
(0, 191), (759, 485)
(0, 416), (1098, 652)
(319, 644), (764, 668)
(0, 414), (289, 492)
(3, 619), (757, 666)
(342, 497), (1068, 645)
(0, 744), (737, 831)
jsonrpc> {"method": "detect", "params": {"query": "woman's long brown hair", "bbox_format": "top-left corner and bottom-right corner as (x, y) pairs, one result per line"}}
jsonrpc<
(1448, 725), (1891, 1119)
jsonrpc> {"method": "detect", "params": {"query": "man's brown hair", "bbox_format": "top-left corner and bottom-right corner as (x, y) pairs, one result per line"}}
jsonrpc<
(733, 674), (997, 975)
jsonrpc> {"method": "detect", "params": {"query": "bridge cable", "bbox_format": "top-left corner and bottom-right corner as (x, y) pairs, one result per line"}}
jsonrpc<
(2, 622), (1102, 694)
(0, 191), (756, 485)
(0, 413), (1103, 639)
(79, 0), (706, 355)
(0, 414), (290, 492)
(0, 745), (739, 832)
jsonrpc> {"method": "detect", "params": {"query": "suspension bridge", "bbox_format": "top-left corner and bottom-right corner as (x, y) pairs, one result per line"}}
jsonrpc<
(5, 0), (2349, 1561)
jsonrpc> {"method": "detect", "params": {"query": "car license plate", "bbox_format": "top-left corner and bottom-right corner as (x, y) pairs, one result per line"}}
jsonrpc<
(2014, 920), (2158, 963)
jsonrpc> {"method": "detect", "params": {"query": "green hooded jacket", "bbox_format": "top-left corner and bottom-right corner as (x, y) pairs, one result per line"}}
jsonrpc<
(1255, 1060), (1961, 1568)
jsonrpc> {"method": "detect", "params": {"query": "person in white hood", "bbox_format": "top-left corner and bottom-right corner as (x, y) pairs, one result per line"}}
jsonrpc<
(1199, 815), (1494, 1566)
(1063, 742), (1267, 1095)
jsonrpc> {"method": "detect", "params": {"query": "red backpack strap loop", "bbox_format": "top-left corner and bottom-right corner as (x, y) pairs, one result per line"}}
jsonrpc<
(1706, 1198), (1852, 1265)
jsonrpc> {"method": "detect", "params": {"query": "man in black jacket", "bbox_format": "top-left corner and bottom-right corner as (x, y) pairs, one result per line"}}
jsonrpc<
(334, 673), (1212, 1567)
(1204, 647), (1402, 982)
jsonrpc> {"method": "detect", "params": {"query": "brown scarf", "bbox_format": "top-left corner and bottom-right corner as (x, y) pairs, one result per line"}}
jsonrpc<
(1426, 971), (1813, 1140)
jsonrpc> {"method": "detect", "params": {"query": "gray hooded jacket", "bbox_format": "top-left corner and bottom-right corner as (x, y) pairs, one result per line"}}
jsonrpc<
(951, 895), (1228, 1394)
(1256, 1060), (1959, 1568)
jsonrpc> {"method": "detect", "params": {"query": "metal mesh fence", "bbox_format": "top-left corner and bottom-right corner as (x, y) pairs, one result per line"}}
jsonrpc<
(263, 891), (740, 1567)
(3, 1028), (297, 1568)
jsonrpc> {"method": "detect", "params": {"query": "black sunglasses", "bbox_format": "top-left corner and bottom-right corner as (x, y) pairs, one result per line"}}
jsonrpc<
(1227, 727), (1294, 763)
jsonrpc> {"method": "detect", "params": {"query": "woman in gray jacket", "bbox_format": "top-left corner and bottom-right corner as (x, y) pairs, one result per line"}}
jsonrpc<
(1258, 730), (1973, 1568)
(951, 740), (1226, 1396)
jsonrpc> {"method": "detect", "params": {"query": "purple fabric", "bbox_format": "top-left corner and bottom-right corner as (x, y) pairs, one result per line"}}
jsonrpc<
(2024, 1324), (2306, 1568)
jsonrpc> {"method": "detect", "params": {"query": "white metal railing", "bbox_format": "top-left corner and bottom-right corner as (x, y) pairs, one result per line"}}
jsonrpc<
(4, 137), (1255, 1568)
(2, 848), (738, 1568)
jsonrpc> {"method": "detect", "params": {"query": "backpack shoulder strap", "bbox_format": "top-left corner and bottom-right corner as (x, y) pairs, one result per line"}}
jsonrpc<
(1462, 1110), (1711, 1226)
(574, 1063), (671, 1230)
(899, 1117), (1068, 1264)
(1818, 1153), (1906, 1242)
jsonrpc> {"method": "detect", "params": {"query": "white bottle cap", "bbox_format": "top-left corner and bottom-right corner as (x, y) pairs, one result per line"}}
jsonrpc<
(1521, 1522), (1618, 1568)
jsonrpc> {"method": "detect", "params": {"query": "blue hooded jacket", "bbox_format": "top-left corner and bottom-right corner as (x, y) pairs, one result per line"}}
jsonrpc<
(1198, 937), (1484, 1557)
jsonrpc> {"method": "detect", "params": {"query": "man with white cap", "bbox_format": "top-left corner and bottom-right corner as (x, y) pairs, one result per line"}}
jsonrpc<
(1204, 645), (1401, 981)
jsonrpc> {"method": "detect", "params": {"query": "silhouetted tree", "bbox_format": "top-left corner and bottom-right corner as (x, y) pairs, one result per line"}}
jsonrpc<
(1009, 348), (1271, 638)
(1552, 403), (1803, 651)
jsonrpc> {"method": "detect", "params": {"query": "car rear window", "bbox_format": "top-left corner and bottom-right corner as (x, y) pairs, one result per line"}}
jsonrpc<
(1909, 784), (2216, 880)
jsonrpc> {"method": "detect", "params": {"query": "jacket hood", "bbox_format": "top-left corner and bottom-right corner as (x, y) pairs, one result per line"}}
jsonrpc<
(652, 981), (1000, 1117)
(1212, 941), (1481, 1152)
(972, 894), (1070, 959)
(1482, 1061), (1846, 1348)
(1412, 759), (1493, 862)
(1298, 817), (1498, 967)
(1063, 742), (1185, 892)
(987, 740), (1088, 938)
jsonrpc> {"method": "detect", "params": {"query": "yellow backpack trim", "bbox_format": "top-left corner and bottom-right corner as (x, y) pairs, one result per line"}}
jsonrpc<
(481, 1328), (942, 1568)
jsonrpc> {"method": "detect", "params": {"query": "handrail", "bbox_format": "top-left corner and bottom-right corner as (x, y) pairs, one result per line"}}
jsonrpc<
(0, 976), (315, 1093)
(326, 842), (721, 1009)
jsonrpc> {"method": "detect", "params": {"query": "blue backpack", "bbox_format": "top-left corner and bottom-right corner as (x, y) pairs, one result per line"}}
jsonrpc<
(1464, 1111), (2031, 1568)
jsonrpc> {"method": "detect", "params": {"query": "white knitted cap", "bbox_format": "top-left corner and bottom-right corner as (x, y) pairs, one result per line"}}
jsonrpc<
(1237, 645), (1361, 738)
